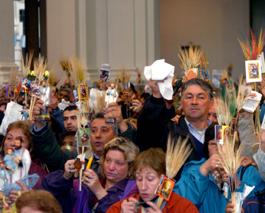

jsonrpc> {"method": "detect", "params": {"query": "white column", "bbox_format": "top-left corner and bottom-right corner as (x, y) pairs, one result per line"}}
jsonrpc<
(84, 0), (158, 82)
(0, 0), (17, 84)
(46, 0), (77, 72)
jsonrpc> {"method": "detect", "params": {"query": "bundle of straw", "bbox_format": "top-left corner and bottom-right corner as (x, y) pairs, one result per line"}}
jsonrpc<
(28, 57), (47, 121)
(236, 77), (251, 112)
(71, 58), (85, 85)
(214, 97), (233, 126)
(116, 69), (131, 85)
(238, 30), (265, 60)
(157, 135), (192, 208)
(165, 136), (192, 178)
(218, 132), (242, 212)
(178, 46), (203, 71)
(21, 53), (34, 76)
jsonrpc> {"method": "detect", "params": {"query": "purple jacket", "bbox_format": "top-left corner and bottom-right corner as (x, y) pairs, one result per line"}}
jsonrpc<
(42, 170), (137, 213)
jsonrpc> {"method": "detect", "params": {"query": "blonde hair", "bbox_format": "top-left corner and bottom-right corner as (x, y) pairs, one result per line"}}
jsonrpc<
(100, 137), (139, 177)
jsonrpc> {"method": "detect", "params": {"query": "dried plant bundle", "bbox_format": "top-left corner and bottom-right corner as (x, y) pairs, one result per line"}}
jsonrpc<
(178, 46), (203, 71)
(71, 58), (85, 85)
(156, 135), (193, 208)
(215, 97), (233, 126)
(60, 58), (72, 72)
(166, 135), (193, 179)
(48, 69), (59, 87)
(28, 57), (47, 120)
(238, 30), (265, 60)
(116, 69), (131, 84)
(218, 132), (242, 191)
(236, 77), (251, 111)
(95, 91), (106, 113)
(21, 52), (34, 76)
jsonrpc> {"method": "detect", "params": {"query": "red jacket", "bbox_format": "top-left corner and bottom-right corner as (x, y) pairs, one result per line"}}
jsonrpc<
(107, 192), (198, 213)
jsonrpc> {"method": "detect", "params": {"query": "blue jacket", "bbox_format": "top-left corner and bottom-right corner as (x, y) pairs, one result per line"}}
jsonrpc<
(174, 159), (263, 213)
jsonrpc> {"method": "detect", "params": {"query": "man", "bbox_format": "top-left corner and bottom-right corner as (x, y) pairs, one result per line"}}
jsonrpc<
(31, 100), (80, 171)
(136, 59), (175, 151)
(31, 99), (134, 172)
(170, 78), (215, 163)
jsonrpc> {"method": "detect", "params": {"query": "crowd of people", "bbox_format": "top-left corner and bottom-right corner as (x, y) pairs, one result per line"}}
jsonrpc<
(0, 58), (264, 213)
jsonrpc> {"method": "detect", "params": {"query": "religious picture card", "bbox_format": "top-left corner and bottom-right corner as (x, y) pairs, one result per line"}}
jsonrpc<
(155, 175), (175, 201)
(245, 60), (262, 83)
(77, 83), (89, 101)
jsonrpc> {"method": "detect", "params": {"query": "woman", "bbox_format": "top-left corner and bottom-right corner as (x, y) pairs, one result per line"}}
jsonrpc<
(0, 121), (31, 185)
(0, 120), (48, 209)
(107, 148), (198, 213)
(43, 137), (139, 213)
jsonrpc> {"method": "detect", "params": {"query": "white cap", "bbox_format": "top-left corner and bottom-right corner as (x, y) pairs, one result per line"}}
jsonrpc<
(144, 59), (174, 100)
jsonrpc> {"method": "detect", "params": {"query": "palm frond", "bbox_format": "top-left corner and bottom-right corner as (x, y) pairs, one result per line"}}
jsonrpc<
(238, 30), (265, 60)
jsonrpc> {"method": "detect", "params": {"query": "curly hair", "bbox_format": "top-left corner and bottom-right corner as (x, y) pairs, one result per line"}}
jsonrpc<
(15, 190), (62, 213)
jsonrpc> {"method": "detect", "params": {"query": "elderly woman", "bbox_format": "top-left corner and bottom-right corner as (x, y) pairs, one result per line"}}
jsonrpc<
(43, 137), (139, 213)
(0, 121), (48, 209)
(107, 148), (198, 213)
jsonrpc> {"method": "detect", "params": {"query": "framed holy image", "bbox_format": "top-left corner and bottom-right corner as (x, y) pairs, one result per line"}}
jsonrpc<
(155, 175), (175, 201)
(245, 60), (262, 83)
(77, 83), (89, 101)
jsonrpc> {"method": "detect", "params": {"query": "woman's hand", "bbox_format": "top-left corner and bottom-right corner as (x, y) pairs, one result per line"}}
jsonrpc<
(8, 181), (28, 203)
(121, 197), (138, 213)
(145, 201), (163, 213)
(83, 169), (107, 200)
(63, 159), (77, 179)
(200, 154), (222, 176)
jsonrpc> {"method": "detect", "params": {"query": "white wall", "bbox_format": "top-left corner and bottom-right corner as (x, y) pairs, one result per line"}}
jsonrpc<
(46, 0), (158, 81)
(160, 0), (249, 78)
(46, 0), (77, 72)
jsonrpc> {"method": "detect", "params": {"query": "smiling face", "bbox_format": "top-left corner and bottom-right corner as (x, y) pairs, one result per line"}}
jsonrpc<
(181, 85), (212, 122)
(135, 166), (161, 202)
(103, 149), (129, 184)
(4, 128), (30, 154)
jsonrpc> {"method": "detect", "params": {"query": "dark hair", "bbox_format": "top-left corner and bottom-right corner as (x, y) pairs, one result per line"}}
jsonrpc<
(91, 112), (105, 121)
(133, 148), (166, 176)
(203, 123), (216, 158)
(181, 78), (214, 99)
(16, 190), (62, 213)
(63, 105), (78, 112)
